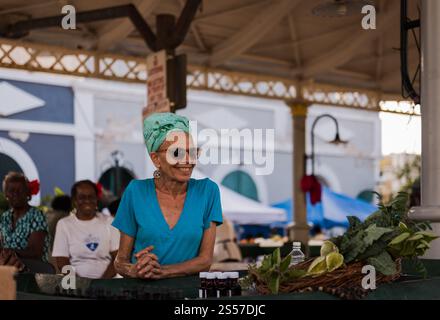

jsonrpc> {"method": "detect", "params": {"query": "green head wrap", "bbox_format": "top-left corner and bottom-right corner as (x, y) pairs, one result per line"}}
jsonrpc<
(143, 112), (190, 153)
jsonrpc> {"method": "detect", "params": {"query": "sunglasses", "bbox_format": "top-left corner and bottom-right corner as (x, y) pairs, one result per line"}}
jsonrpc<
(156, 147), (201, 161)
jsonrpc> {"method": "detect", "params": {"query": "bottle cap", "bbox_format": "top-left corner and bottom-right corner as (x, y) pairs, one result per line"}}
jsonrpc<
(229, 272), (239, 279)
(199, 272), (208, 278)
(213, 272), (222, 278)
(217, 273), (228, 279)
(206, 273), (216, 279)
(293, 241), (301, 247)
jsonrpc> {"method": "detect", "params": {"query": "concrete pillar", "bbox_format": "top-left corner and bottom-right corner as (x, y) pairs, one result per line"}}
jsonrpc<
(286, 101), (310, 246)
(409, 0), (440, 259)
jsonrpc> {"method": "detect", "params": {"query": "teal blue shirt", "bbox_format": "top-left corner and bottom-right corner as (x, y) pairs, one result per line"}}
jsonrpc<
(112, 178), (223, 265)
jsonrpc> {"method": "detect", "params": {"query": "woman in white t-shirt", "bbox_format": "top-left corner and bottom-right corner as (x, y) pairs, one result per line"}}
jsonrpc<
(52, 180), (120, 279)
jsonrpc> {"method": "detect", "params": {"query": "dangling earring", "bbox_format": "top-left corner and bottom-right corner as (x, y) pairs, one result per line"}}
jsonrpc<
(153, 169), (161, 179)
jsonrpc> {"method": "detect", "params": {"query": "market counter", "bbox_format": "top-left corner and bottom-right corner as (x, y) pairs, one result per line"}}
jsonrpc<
(14, 260), (440, 300)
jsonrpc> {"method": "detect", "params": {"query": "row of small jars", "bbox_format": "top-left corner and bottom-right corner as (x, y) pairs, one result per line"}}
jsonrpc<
(199, 272), (241, 298)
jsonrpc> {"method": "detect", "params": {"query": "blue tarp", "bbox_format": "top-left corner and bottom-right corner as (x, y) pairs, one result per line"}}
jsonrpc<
(271, 187), (377, 230)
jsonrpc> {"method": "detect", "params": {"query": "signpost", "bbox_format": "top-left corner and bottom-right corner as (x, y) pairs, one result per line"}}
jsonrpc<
(142, 50), (170, 120)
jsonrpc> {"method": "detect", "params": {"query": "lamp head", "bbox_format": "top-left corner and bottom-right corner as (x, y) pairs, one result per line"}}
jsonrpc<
(329, 132), (348, 145)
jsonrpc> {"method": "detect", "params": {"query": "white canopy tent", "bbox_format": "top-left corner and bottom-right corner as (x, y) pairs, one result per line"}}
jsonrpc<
(191, 169), (287, 225)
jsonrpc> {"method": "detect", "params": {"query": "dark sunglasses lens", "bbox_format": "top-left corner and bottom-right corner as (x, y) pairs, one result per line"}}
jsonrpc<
(169, 148), (200, 160)
(170, 148), (184, 160)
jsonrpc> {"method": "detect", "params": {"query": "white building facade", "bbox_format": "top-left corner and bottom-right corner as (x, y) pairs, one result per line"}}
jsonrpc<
(0, 69), (381, 206)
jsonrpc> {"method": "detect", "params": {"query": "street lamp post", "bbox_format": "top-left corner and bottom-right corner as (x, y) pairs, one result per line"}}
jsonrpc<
(307, 114), (347, 176)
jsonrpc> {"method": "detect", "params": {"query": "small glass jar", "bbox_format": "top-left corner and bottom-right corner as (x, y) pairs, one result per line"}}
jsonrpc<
(229, 272), (241, 296)
(199, 272), (208, 298)
(205, 272), (217, 298)
(215, 273), (228, 298)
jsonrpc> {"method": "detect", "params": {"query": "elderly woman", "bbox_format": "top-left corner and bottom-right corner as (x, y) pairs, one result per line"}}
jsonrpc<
(112, 112), (223, 279)
(52, 180), (120, 279)
(0, 172), (50, 270)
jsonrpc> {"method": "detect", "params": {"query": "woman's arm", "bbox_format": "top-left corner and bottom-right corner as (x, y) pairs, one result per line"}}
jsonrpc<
(15, 231), (46, 260)
(114, 232), (136, 277)
(115, 232), (161, 278)
(114, 232), (154, 278)
(151, 222), (217, 279)
(101, 251), (118, 279)
(0, 249), (26, 271)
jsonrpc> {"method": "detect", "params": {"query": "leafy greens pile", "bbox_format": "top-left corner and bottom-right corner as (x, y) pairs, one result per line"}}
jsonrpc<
(332, 192), (437, 276)
(241, 192), (438, 295)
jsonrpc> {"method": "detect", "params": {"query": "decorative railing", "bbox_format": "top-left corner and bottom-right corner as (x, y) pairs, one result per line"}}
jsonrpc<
(0, 38), (419, 115)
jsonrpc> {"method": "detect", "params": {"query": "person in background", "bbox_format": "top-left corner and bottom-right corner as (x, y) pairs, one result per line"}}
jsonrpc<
(0, 172), (50, 270)
(46, 195), (71, 246)
(213, 218), (242, 262)
(52, 180), (119, 279)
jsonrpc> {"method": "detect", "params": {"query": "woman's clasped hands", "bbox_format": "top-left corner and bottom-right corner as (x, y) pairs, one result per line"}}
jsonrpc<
(134, 245), (164, 279)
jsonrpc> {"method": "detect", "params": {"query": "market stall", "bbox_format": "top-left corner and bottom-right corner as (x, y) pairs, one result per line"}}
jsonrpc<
(192, 169), (287, 226)
(12, 259), (440, 300)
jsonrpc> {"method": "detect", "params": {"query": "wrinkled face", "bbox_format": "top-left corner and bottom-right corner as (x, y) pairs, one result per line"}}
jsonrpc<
(150, 131), (199, 183)
(4, 181), (29, 208)
(73, 184), (98, 217)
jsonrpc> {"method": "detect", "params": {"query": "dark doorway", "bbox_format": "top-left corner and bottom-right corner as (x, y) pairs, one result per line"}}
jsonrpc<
(0, 153), (23, 184)
(99, 167), (135, 197)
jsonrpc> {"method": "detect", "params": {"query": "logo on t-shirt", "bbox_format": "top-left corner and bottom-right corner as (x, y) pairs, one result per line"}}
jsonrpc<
(84, 234), (100, 252)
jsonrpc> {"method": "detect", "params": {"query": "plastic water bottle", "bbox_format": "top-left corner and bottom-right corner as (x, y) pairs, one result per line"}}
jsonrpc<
(289, 241), (305, 266)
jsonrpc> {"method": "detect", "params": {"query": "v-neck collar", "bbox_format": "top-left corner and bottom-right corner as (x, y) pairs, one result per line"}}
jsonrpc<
(148, 178), (193, 232)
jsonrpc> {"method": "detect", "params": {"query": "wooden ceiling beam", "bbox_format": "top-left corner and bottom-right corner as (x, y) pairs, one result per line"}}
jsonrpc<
(193, 0), (271, 23)
(177, 0), (206, 51)
(209, 0), (302, 67)
(301, 6), (399, 78)
(96, 0), (161, 51)
(287, 13), (301, 68)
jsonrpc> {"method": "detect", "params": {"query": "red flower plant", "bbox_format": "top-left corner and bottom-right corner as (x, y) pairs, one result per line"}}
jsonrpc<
(96, 182), (103, 199)
(28, 179), (40, 195)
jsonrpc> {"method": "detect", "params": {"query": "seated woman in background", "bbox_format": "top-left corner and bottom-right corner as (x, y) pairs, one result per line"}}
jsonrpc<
(52, 180), (120, 279)
(0, 172), (50, 270)
(46, 195), (71, 247)
(112, 112), (223, 279)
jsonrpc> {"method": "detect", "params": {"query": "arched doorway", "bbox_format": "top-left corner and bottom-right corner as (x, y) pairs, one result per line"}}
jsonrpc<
(0, 153), (23, 212)
(98, 166), (135, 198)
(0, 153), (23, 183)
(0, 137), (40, 205)
(357, 189), (375, 204)
(221, 170), (259, 201)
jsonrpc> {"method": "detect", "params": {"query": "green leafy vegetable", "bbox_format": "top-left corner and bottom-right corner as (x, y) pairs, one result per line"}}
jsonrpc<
(367, 251), (397, 276)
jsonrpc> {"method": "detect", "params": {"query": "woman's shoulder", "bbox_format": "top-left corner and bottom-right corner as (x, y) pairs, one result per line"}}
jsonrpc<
(124, 178), (151, 192)
(191, 177), (220, 193)
(96, 212), (114, 224)
(27, 207), (48, 221)
(55, 213), (75, 226)
(0, 209), (11, 222)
